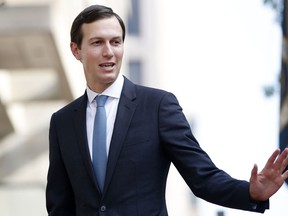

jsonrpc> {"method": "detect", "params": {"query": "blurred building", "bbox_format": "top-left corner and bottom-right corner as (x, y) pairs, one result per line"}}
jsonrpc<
(0, 0), (198, 215)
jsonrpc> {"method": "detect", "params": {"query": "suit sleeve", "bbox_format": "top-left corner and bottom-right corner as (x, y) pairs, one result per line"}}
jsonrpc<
(158, 92), (269, 213)
(46, 113), (76, 216)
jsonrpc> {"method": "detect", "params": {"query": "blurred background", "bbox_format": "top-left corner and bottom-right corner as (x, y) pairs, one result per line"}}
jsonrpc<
(0, 0), (287, 215)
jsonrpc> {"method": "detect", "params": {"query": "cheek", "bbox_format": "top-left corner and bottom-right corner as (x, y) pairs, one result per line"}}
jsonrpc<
(116, 50), (124, 61)
(83, 51), (100, 64)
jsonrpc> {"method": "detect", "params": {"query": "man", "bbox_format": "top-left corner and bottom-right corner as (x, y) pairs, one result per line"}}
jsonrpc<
(46, 4), (288, 215)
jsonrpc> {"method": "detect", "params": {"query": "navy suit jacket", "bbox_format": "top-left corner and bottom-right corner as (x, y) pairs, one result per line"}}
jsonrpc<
(46, 77), (269, 215)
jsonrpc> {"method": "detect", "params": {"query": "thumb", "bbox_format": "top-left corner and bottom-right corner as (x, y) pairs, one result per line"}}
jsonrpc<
(250, 164), (258, 183)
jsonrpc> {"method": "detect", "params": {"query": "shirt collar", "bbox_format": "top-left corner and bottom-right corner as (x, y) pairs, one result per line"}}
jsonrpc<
(86, 75), (124, 104)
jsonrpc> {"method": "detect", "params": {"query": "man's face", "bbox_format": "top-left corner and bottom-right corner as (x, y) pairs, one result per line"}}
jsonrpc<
(71, 16), (124, 93)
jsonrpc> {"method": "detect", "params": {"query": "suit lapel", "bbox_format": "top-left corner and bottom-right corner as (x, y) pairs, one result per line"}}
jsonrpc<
(73, 93), (101, 192)
(103, 78), (137, 194)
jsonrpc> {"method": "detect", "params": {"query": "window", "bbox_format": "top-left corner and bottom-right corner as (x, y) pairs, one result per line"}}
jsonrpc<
(127, 0), (140, 35)
(128, 60), (142, 85)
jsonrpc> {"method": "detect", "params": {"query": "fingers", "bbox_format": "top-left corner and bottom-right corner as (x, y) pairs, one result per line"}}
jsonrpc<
(283, 170), (288, 180)
(280, 153), (288, 174)
(264, 148), (288, 177)
(264, 149), (281, 169)
(275, 148), (288, 171)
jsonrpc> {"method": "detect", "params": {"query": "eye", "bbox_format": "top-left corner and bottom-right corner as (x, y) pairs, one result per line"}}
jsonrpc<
(112, 39), (122, 46)
(91, 40), (101, 46)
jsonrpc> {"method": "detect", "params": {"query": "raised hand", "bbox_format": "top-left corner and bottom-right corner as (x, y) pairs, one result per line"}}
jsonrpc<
(249, 148), (288, 201)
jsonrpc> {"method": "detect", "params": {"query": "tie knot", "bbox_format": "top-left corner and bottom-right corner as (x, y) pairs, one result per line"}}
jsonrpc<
(96, 95), (108, 107)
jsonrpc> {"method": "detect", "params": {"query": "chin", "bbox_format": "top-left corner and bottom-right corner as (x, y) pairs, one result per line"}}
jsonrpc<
(105, 73), (119, 82)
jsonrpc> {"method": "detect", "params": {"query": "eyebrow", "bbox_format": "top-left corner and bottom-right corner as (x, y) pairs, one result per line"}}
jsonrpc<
(88, 36), (122, 42)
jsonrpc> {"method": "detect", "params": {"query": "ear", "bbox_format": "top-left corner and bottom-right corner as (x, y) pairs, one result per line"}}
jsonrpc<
(70, 42), (82, 60)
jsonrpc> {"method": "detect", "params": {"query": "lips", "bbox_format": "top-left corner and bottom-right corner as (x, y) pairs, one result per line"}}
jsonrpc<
(99, 63), (115, 68)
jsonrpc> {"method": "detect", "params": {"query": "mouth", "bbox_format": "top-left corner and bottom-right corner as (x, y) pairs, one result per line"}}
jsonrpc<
(99, 63), (115, 69)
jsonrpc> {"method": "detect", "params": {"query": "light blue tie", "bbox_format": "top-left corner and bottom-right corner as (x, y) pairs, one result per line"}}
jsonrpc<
(93, 95), (108, 191)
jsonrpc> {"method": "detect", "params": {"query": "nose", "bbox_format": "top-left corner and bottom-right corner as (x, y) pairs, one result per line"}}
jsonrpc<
(102, 43), (113, 57)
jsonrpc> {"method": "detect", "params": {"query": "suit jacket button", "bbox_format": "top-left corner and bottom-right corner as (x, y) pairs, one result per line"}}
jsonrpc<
(100, 205), (106, 212)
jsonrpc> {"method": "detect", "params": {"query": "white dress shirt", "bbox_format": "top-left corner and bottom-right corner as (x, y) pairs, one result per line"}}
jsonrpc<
(86, 75), (124, 159)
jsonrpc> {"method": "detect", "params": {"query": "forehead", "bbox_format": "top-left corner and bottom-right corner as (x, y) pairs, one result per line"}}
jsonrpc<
(81, 17), (123, 40)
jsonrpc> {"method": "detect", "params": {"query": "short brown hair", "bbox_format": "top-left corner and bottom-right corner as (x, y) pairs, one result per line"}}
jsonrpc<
(70, 5), (126, 48)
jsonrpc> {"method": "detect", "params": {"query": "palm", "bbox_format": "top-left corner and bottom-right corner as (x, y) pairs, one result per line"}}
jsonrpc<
(249, 148), (288, 201)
